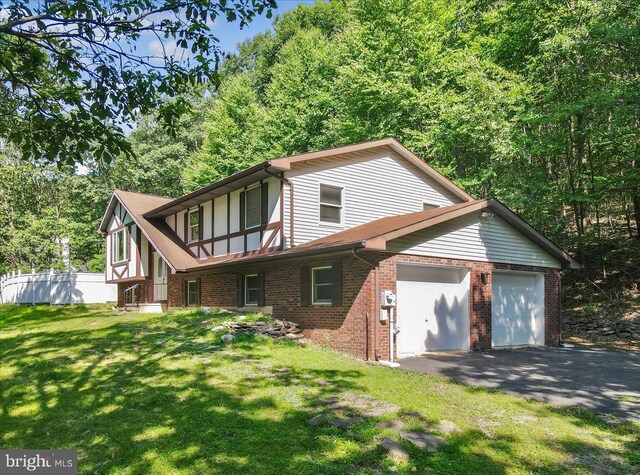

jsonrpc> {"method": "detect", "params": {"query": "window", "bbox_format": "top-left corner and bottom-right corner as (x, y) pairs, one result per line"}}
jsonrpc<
(423, 202), (439, 211)
(156, 255), (165, 279)
(112, 228), (129, 263)
(245, 186), (261, 229)
(244, 274), (259, 306)
(188, 209), (200, 242)
(187, 280), (199, 306)
(319, 184), (343, 224)
(312, 266), (333, 305)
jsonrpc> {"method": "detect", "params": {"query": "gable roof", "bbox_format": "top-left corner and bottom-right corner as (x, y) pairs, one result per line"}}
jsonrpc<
(143, 137), (473, 218)
(98, 190), (198, 272)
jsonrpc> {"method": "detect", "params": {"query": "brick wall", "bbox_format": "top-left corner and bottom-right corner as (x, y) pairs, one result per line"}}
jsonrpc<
(165, 252), (562, 360)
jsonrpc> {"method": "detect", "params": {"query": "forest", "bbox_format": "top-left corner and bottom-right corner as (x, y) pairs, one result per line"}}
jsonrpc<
(1, 0), (638, 316)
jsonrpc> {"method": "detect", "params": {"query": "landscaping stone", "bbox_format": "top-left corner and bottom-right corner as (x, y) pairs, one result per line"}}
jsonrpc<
(376, 420), (405, 431)
(200, 358), (212, 365)
(399, 431), (446, 452)
(221, 334), (235, 343)
(327, 417), (363, 429)
(199, 307), (212, 314)
(402, 411), (426, 420)
(378, 437), (410, 464)
(362, 403), (401, 417)
(435, 419), (462, 435)
(222, 319), (305, 341)
(211, 325), (225, 333)
(308, 414), (327, 426)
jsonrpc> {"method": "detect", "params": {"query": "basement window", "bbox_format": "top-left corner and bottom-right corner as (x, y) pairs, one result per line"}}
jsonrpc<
(319, 184), (343, 224)
(187, 280), (200, 306)
(312, 266), (333, 305)
(244, 274), (259, 306)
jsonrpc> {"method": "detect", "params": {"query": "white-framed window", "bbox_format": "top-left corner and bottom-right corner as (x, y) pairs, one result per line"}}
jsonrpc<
(188, 208), (200, 242)
(244, 274), (259, 306)
(187, 280), (199, 306)
(319, 184), (343, 225)
(245, 185), (261, 229)
(312, 266), (333, 305)
(112, 228), (129, 263)
(423, 202), (439, 211)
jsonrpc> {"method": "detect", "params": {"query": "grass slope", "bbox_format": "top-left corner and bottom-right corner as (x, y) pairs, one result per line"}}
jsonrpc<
(1, 305), (638, 474)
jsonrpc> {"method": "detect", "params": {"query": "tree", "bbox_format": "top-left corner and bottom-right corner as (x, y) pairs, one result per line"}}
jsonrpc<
(0, 0), (276, 166)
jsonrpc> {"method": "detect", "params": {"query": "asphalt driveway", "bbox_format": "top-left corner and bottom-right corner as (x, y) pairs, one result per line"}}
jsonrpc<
(398, 345), (640, 423)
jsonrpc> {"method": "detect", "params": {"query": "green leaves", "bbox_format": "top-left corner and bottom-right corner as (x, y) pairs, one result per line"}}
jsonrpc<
(0, 0), (277, 166)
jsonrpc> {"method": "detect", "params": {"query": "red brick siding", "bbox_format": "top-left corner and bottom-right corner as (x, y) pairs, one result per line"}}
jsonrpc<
(165, 252), (562, 360)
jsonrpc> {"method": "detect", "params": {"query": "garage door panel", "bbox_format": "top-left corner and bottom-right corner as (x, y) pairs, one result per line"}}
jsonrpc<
(492, 271), (544, 347)
(397, 265), (470, 356)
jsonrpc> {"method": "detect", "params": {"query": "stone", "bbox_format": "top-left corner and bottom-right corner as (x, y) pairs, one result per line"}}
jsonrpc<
(402, 411), (426, 420)
(285, 333), (305, 340)
(237, 315), (247, 321)
(308, 414), (327, 426)
(211, 325), (225, 333)
(199, 307), (212, 314)
(376, 420), (405, 431)
(378, 437), (410, 464)
(200, 358), (212, 365)
(435, 420), (462, 435)
(221, 334), (236, 344)
(362, 404), (401, 417)
(326, 417), (363, 429)
(399, 431), (446, 452)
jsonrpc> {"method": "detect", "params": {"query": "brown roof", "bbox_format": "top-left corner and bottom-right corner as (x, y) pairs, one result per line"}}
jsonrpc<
(99, 190), (199, 272)
(100, 192), (578, 271)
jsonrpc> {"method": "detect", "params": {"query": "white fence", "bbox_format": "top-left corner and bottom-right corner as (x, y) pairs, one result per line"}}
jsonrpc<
(0, 270), (118, 305)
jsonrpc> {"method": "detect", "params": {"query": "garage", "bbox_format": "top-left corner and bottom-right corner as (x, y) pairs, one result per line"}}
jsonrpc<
(491, 271), (545, 347)
(396, 264), (470, 357)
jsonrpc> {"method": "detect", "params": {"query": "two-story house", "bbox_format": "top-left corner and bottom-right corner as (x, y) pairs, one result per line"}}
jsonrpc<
(98, 138), (578, 362)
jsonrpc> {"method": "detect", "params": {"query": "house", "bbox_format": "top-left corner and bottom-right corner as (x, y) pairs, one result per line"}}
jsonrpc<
(98, 138), (578, 362)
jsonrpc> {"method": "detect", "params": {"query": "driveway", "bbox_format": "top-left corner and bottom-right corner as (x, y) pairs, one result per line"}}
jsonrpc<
(398, 345), (640, 423)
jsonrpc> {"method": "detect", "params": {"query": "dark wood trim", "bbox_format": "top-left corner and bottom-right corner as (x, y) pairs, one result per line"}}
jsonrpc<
(106, 224), (125, 235)
(211, 197), (215, 241)
(135, 227), (142, 278)
(186, 221), (281, 248)
(106, 276), (145, 284)
(260, 225), (281, 251)
(226, 192), (231, 254)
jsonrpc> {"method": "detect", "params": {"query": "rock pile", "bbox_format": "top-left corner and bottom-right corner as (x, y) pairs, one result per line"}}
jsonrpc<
(563, 314), (640, 341)
(216, 319), (307, 342)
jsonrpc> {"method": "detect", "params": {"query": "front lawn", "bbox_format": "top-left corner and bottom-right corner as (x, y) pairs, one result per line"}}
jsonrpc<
(1, 305), (638, 474)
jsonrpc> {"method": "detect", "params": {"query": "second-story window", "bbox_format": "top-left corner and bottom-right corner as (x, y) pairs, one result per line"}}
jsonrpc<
(112, 228), (129, 263)
(188, 208), (199, 242)
(319, 184), (343, 224)
(245, 186), (261, 229)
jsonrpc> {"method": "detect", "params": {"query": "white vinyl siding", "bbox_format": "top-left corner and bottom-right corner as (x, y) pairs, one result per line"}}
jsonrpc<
(284, 150), (459, 245)
(388, 211), (561, 269)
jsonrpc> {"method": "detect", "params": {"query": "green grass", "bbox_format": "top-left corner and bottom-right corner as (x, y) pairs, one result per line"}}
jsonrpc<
(1, 305), (638, 474)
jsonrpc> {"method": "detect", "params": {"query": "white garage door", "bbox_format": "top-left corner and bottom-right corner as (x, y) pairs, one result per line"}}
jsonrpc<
(396, 265), (470, 357)
(491, 271), (545, 347)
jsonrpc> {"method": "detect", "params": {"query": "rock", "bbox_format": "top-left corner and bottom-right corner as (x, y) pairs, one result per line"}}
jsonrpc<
(435, 420), (462, 435)
(326, 417), (363, 429)
(308, 414), (327, 426)
(285, 333), (305, 340)
(211, 325), (225, 333)
(362, 404), (401, 417)
(237, 315), (247, 321)
(378, 437), (410, 464)
(200, 358), (212, 365)
(221, 334), (236, 344)
(402, 411), (426, 420)
(199, 307), (212, 314)
(399, 431), (446, 452)
(376, 420), (405, 431)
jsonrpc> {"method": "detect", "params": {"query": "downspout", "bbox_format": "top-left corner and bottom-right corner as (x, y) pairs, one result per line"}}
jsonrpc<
(352, 247), (379, 361)
(264, 167), (295, 248)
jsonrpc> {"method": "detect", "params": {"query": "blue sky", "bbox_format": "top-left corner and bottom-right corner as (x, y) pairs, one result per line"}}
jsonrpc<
(214, 0), (318, 54)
